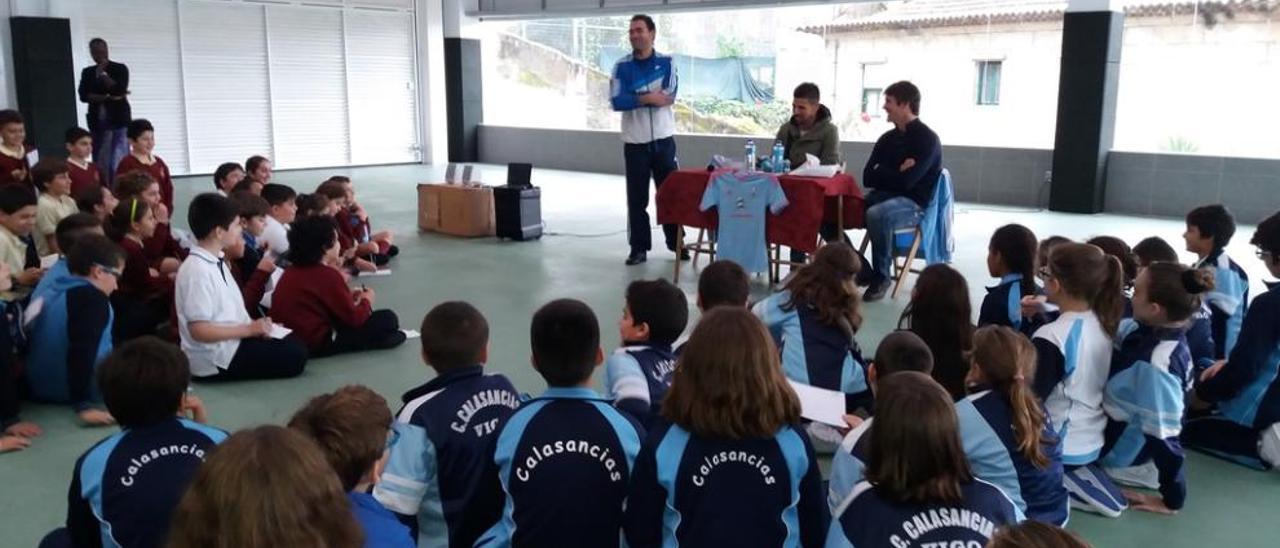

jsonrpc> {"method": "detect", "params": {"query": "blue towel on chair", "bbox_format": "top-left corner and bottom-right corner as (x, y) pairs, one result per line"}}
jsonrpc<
(917, 169), (954, 265)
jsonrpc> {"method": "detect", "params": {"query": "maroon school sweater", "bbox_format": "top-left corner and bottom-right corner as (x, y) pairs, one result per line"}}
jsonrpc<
(269, 264), (371, 351)
(116, 154), (174, 212)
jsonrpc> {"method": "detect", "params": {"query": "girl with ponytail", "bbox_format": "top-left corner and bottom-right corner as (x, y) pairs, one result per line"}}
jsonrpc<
(963, 325), (1069, 525)
(1030, 242), (1127, 517)
(1099, 262), (1213, 515)
(980, 224), (1044, 335)
(110, 198), (174, 341)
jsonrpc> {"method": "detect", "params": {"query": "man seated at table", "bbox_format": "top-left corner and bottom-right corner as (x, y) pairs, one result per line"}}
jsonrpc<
(777, 83), (848, 265)
(859, 80), (941, 302)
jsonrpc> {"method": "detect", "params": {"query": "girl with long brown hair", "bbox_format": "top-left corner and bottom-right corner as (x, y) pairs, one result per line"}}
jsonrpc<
(167, 425), (363, 548)
(826, 372), (1020, 547)
(899, 263), (974, 399)
(964, 325), (1068, 525)
(1030, 242), (1127, 517)
(624, 307), (827, 548)
(754, 243), (871, 443)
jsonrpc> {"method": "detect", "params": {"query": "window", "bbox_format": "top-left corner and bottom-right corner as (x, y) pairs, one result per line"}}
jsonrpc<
(975, 60), (1002, 106)
(861, 88), (882, 116)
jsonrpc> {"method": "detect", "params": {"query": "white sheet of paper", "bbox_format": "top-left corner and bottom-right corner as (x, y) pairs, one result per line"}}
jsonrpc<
(269, 324), (292, 340)
(25, 149), (38, 165)
(400, 329), (421, 339)
(787, 380), (847, 428)
(358, 269), (392, 277)
(39, 254), (58, 269)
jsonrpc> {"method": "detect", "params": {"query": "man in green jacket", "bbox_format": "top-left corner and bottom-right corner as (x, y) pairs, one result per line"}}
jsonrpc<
(773, 83), (841, 168)
(776, 83), (849, 263)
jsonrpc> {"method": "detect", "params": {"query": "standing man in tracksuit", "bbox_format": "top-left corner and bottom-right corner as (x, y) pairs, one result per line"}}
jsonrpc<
(611, 14), (686, 266)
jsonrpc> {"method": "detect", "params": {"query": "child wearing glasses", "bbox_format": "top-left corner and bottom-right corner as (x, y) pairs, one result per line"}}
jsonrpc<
(24, 233), (123, 425)
(289, 384), (415, 548)
(1186, 211), (1280, 470)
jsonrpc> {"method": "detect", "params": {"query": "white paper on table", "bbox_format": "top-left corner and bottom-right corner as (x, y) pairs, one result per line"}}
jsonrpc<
(268, 324), (293, 339)
(784, 153), (840, 178)
(358, 269), (392, 277)
(400, 329), (421, 339)
(786, 380), (848, 428)
(39, 254), (58, 269)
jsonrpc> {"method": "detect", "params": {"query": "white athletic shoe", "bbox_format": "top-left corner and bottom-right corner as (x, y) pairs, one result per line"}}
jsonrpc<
(1259, 422), (1280, 470)
(1105, 462), (1160, 490)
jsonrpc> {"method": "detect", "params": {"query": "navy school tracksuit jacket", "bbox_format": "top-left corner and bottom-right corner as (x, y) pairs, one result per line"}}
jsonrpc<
(470, 387), (644, 548)
(623, 421), (828, 548)
(373, 366), (521, 547)
(604, 342), (676, 429)
(65, 418), (227, 548)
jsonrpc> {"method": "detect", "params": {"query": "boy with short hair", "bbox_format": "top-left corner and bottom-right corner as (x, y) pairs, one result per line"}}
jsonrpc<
(47, 336), (225, 548)
(0, 109), (34, 186)
(74, 184), (118, 222)
(32, 213), (104, 304)
(470, 299), (644, 548)
(25, 234), (123, 425)
(33, 159), (79, 256)
(374, 301), (520, 547)
(289, 385), (415, 548)
(115, 119), (174, 212)
(329, 175), (398, 265)
(316, 179), (377, 272)
(605, 278), (687, 427)
(64, 127), (103, 194)
(213, 162), (245, 196)
(1188, 211), (1280, 470)
(0, 184), (44, 287)
(260, 183), (297, 262)
(175, 193), (306, 381)
(1184, 204), (1250, 358)
(697, 259), (750, 310)
(228, 190), (273, 279)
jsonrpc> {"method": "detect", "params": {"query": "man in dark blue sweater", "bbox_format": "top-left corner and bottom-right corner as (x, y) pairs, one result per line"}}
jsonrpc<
(859, 81), (942, 301)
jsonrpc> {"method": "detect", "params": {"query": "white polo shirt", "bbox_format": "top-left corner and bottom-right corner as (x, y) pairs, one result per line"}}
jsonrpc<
(261, 216), (290, 261)
(175, 246), (250, 377)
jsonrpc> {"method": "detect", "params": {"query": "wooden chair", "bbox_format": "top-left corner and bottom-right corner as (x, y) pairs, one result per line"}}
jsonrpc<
(858, 227), (924, 299)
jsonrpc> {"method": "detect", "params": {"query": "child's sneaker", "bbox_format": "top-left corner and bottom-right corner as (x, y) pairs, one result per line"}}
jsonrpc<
(1105, 462), (1160, 490)
(1259, 422), (1280, 470)
(1064, 464), (1128, 518)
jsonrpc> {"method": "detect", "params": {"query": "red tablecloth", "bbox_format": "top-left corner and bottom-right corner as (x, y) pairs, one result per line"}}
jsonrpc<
(656, 169), (864, 253)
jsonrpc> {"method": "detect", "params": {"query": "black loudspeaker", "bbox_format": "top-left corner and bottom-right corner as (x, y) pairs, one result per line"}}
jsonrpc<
(494, 186), (542, 241)
(445, 37), (483, 163)
(1049, 10), (1124, 214)
(9, 17), (78, 160)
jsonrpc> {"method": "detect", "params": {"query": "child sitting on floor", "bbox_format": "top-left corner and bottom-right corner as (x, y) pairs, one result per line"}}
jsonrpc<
(604, 278), (687, 428)
(980, 224), (1042, 335)
(33, 159), (79, 256)
(1184, 204), (1251, 360)
(289, 385), (415, 548)
(269, 215), (405, 356)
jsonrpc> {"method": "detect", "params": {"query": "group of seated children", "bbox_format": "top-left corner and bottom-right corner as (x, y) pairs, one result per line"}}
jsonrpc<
(40, 203), (1280, 546)
(36, 258), (1098, 548)
(0, 115), (408, 449)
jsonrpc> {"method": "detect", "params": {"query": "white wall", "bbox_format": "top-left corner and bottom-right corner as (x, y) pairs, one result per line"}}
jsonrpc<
(2, 0), (435, 174)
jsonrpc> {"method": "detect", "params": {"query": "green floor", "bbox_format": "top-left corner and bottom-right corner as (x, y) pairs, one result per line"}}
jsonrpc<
(3, 164), (1278, 546)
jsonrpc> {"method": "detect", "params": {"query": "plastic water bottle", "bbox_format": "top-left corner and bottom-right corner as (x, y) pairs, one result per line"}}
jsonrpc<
(771, 142), (785, 173)
(745, 140), (756, 171)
